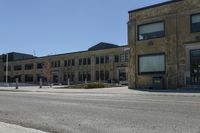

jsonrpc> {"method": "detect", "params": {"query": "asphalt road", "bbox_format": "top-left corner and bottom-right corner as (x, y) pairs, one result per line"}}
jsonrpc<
(0, 89), (200, 133)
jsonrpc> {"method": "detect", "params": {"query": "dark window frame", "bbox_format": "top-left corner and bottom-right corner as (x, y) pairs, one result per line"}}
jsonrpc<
(25, 64), (34, 70)
(138, 53), (166, 75)
(37, 63), (43, 69)
(191, 13), (200, 33)
(137, 21), (165, 41)
(96, 57), (99, 64)
(14, 65), (22, 71)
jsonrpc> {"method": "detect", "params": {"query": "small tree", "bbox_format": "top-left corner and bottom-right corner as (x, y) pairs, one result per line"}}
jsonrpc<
(42, 59), (52, 87)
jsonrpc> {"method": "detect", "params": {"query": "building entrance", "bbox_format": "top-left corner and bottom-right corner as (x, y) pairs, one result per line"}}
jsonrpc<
(190, 49), (200, 85)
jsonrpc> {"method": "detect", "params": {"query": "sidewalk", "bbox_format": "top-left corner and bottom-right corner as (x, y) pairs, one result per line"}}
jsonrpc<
(0, 86), (200, 97)
(0, 122), (48, 133)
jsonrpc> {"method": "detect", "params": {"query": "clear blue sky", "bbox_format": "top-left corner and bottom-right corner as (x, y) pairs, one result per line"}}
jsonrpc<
(0, 0), (168, 56)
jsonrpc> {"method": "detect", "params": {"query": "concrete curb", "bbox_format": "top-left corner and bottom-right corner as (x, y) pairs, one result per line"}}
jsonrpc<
(0, 86), (200, 97)
(0, 122), (48, 133)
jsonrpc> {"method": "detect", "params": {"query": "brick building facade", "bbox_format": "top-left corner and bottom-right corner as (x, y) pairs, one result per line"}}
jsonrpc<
(128, 0), (200, 89)
(0, 42), (128, 85)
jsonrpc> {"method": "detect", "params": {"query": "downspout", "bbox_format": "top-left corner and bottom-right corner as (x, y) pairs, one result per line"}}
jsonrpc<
(176, 12), (179, 88)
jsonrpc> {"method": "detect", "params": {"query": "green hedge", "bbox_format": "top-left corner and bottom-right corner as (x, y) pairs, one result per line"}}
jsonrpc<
(84, 82), (105, 89)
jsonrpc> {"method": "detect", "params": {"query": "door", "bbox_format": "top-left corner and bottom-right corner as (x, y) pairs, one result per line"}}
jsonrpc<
(190, 49), (200, 85)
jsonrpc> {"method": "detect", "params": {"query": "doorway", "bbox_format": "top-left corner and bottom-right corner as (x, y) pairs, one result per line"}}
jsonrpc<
(190, 49), (200, 85)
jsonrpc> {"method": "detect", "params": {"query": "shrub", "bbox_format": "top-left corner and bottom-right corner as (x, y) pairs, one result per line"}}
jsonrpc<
(84, 82), (105, 89)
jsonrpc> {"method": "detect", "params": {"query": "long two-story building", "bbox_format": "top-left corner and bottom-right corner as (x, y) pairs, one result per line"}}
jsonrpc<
(0, 42), (128, 85)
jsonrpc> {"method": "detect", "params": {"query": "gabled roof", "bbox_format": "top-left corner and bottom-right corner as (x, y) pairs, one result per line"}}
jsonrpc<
(88, 42), (119, 51)
(128, 0), (183, 14)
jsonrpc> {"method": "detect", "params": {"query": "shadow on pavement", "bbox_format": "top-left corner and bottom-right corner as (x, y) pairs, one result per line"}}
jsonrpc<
(130, 88), (200, 93)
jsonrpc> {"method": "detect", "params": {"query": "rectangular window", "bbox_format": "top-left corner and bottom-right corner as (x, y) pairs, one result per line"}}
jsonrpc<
(87, 58), (91, 65)
(114, 55), (119, 62)
(25, 74), (33, 82)
(71, 73), (74, 81)
(83, 58), (87, 65)
(4, 65), (11, 71)
(105, 56), (109, 63)
(87, 72), (91, 81)
(120, 54), (125, 62)
(95, 71), (99, 80)
(96, 57), (99, 64)
(25, 64), (34, 70)
(191, 13), (200, 32)
(79, 59), (82, 65)
(138, 54), (166, 74)
(14, 65), (22, 71)
(79, 72), (83, 81)
(51, 61), (60, 68)
(72, 59), (75, 66)
(68, 60), (71, 66)
(37, 63), (43, 69)
(119, 69), (127, 81)
(125, 52), (128, 62)
(105, 71), (109, 81)
(100, 70), (104, 80)
(138, 21), (165, 41)
(64, 60), (68, 66)
(100, 56), (104, 64)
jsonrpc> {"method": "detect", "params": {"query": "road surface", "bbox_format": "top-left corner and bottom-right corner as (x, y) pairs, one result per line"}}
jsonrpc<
(0, 88), (199, 133)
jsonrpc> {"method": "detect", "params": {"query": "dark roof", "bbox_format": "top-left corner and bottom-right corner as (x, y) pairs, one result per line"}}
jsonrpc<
(88, 42), (119, 51)
(1, 43), (127, 62)
(128, 0), (183, 13)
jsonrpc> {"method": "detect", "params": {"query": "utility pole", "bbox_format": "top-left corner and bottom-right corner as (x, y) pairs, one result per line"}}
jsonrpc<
(6, 54), (8, 86)
(99, 57), (100, 83)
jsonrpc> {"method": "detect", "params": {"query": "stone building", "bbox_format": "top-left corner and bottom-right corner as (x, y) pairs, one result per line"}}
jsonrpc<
(128, 0), (200, 89)
(0, 42), (128, 85)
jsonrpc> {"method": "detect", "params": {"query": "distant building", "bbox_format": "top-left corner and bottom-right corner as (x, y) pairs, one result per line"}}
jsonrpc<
(1, 52), (36, 62)
(128, 0), (200, 89)
(0, 42), (128, 85)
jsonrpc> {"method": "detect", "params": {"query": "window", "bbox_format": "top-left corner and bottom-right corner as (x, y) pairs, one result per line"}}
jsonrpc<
(71, 73), (74, 81)
(105, 56), (109, 63)
(100, 70), (104, 80)
(14, 65), (22, 71)
(64, 60), (68, 66)
(114, 55), (119, 62)
(138, 21), (165, 40)
(120, 54), (125, 62)
(138, 54), (166, 74)
(87, 72), (91, 81)
(105, 71), (109, 81)
(4, 65), (11, 71)
(79, 59), (82, 65)
(125, 52), (128, 62)
(79, 72), (83, 81)
(72, 59), (75, 66)
(95, 71), (99, 80)
(83, 72), (87, 80)
(87, 58), (91, 65)
(25, 74), (33, 82)
(96, 57), (99, 64)
(100, 56), (104, 64)
(119, 69), (126, 81)
(191, 13), (200, 32)
(83, 58), (87, 65)
(68, 60), (71, 66)
(37, 63), (43, 69)
(25, 64), (34, 70)
(51, 61), (60, 68)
